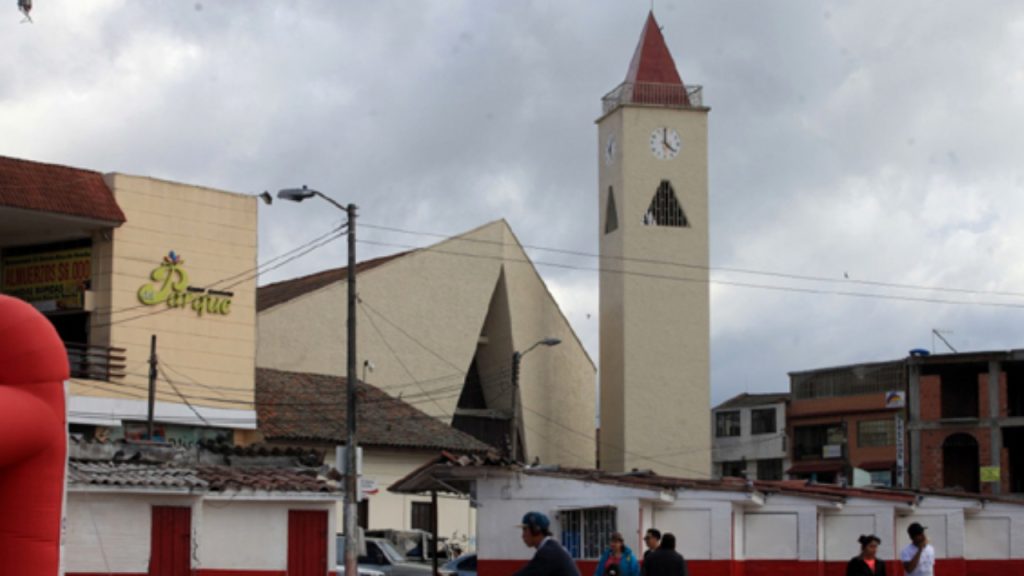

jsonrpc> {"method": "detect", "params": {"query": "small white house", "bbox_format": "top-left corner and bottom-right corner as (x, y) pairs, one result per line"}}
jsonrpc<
(390, 455), (1024, 576)
(711, 392), (790, 481)
(64, 444), (341, 576)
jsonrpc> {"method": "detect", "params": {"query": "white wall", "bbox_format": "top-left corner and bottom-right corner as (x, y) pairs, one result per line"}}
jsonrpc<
(822, 502), (898, 562)
(964, 503), (1024, 560)
(475, 474), (649, 561)
(652, 497), (733, 560)
(740, 497), (819, 561)
(66, 491), (338, 574)
(65, 492), (198, 574)
(198, 498), (337, 570)
(326, 448), (477, 550)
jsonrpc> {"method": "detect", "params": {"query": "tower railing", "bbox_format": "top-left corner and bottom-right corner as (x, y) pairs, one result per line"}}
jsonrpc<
(602, 82), (704, 114)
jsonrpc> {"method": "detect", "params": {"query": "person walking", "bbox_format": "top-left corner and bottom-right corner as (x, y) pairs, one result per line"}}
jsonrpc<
(594, 532), (639, 576)
(513, 511), (581, 576)
(640, 533), (688, 576)
(642, 529), (661, 563)
(846, 534), (887, 576)
(899, 523), (935, 576)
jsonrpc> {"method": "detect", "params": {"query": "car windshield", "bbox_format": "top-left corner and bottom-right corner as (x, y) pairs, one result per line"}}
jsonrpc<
(375, 539), (407, 564)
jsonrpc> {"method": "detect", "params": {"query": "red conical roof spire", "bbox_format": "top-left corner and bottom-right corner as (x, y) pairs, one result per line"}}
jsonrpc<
(625, 12), (684, 86)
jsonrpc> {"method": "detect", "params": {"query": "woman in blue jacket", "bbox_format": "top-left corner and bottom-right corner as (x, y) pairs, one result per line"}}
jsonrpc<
(594, 532), (640, 576)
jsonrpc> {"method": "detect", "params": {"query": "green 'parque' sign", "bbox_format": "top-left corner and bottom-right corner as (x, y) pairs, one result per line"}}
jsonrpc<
(137, 251), (233, 316)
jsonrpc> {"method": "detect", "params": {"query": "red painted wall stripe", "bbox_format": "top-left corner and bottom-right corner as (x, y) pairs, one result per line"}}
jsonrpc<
(478, 557), (1024, 576)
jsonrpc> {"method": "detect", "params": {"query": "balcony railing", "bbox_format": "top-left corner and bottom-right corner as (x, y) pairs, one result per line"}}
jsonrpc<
(602, 81), (704, 114)
(66, 342), (126, 382)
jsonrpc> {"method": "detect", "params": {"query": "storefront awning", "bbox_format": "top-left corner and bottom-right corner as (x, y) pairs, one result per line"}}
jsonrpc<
(786, 460), (844, 475)
(855, 460), (896, 472)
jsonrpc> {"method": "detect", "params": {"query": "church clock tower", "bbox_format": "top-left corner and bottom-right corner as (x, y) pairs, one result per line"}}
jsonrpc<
(598, 12), (710, 476)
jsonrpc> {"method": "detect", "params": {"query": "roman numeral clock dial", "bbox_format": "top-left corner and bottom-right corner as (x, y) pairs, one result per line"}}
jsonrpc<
(649, 126), (681, 160)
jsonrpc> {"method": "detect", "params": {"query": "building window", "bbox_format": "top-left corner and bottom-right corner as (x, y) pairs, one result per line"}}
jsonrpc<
(721, 460), (747, 478)
(605, 187), (619, 234)
(715, 411), (741, 437)
(757, 459), (783, 481)
(868, 469), (893, 487)
(560, 507), (616, 560)
(751, 408), (777, 435)
(411, 501), (433, 532)
(642, 180), (688, 227)
(794, 423), (845, 460)
(937, 365), (982, 419)
(857, 419), (895, 447)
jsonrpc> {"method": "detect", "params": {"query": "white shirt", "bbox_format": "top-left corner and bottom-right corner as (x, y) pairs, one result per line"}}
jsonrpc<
(899, 543), (935, 576)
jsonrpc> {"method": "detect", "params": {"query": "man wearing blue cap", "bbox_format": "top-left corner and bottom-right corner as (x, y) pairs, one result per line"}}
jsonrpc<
(513, 511), (581, 576)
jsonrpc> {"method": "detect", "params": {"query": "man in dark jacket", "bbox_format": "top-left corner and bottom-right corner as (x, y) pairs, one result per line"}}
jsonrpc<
(640, 533), (688, 576)
(513, 511), (581, 576)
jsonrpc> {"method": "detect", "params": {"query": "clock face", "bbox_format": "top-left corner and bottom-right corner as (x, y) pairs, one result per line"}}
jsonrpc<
(605, 134), (617, 165)
(649, 127), (681, 160)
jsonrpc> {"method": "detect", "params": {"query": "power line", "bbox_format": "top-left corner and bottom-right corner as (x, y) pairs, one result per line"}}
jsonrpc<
(355, 238), (1024, 311)
(362, 221), (1024, 299)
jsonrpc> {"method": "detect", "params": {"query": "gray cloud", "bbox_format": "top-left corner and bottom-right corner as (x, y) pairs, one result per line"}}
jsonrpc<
(4, 1), (1024, 406)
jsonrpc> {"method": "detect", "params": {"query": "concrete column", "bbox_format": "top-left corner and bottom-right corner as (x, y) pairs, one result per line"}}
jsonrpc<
(989, 361), (1002, 495)
(908, 363), (922, 489)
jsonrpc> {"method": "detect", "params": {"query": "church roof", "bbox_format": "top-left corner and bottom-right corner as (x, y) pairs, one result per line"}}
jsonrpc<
(624, 12), (684, 87)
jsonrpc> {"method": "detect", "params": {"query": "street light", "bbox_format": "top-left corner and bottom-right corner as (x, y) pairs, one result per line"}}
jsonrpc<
(510, 337), (561, 462)
(276, 186), (359, 576)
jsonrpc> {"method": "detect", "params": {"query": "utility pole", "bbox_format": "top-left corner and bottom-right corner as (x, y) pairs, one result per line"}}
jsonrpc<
(510, 351), (522, 462)
(344, 202), (359, 576)
(146, 334), (157, 440)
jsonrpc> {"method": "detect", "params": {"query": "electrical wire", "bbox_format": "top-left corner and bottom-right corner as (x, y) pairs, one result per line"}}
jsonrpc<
(355, 238), (1024, 311)
(362, 221), (1024, 299)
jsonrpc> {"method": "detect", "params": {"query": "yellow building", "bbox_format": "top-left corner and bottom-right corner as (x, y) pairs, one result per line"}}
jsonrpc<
(0, 155), (259, 440)
(598, 13), (712, 476)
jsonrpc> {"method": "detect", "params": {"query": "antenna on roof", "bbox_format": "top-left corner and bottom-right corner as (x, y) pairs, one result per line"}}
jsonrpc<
(931, 329), (957, 353)
(17, 0), (31, 22)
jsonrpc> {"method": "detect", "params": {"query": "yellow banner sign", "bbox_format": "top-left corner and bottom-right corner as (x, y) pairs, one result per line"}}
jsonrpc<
(137, 251), (232, 316)
(1, 247), (91, 308)
(980, 466), (1001, 483)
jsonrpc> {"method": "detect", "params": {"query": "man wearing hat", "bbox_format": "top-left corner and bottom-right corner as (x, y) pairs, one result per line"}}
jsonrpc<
(899, 522), (935, 576)
(513, 511), (581, 576)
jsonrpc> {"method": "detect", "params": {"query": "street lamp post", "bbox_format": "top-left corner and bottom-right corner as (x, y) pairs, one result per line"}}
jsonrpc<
(273, 185), (359, 576)
(510, 337), (561, 463)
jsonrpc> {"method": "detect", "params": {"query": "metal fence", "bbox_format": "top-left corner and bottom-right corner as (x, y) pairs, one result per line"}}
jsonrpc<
(602, 82), (704, 114)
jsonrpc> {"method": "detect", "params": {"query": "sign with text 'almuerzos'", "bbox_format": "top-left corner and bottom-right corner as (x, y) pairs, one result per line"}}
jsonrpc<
(137, 251), (233, 316)
(1, 247), (91, 310)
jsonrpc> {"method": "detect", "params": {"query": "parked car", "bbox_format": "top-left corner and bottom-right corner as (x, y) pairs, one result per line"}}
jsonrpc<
(337, 535), (432, 576)
(366, 528), (461, 562)
(439, 553), (477, 576)
(336, 564), (386, 576)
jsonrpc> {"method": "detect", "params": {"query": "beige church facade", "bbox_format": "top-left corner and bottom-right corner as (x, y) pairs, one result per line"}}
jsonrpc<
(256, 220), (597, 538)
(598, 13), (712, 477)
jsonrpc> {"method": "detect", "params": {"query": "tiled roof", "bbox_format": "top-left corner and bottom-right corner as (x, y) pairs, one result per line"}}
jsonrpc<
(625, 12), (684, 86)
(256, 368), (494, 454)
(257, 252), (411, 312)
(68, 461), (207, 490)
(0, 155), (126, 223)
(68, 460), (338, 493)
(198, 466), (332, 492)
(714, 392), (790, 410)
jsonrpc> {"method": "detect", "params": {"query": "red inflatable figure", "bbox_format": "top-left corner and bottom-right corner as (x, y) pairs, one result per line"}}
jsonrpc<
(0, 294), (69, 575)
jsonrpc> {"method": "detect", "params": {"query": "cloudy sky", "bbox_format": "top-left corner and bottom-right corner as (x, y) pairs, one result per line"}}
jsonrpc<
(4, 1), (1024, 405)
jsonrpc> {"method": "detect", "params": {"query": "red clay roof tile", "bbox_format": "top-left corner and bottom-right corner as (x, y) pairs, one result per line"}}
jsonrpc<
(0, 156), (125, 223)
